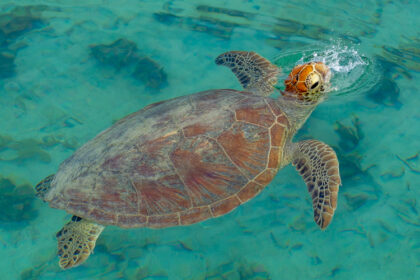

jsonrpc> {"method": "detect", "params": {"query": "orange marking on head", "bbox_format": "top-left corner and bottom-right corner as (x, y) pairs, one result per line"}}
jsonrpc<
(283, 62), (331, 102)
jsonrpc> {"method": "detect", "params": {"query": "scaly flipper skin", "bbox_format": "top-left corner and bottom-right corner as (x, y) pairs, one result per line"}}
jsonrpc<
(35, 174), (55, 201)
(215, 51), (279, 96)
(291, 140), (341, 229)
(56, 216), (104, 269)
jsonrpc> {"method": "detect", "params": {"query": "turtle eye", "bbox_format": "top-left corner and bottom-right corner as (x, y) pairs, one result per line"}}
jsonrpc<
(311, 81), (319, 89)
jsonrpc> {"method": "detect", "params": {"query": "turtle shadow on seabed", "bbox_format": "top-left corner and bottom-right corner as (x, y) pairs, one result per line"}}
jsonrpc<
(363, 38), (420, 109)
(0, 176), (38, 229)
(0, 133), (80, 164)
(364, 55), (403, 109)
(89, 38), (168, 91)
(331, 114), (382, 211)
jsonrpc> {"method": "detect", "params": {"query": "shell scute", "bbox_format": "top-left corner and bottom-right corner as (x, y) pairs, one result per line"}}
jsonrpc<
(180, 207), (212, 225)
(266, 99), (288, 120)
(148, 213), (179, 228)
(268, 147), (281, 168)
(217, 121), (270, 179)
(135, 176), (190, 216)
(254, 168), (277, 185)
(210, 196), (241, 217)
(90, 209), (116, 224)
(234, 97), (275, 127)
(117, 215), (147, 228)
(270, 124), (286, 147)
(170, 136), (248, 207)
(237, 182), (264, 203)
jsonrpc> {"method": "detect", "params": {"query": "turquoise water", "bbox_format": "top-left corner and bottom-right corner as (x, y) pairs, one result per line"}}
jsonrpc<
(0, 0), (419, 279)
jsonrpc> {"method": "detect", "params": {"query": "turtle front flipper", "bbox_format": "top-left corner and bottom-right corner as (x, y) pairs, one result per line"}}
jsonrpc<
(215, 51), (279, 96)
(291, 140), (341, 229)
(56, 216), (105, 269)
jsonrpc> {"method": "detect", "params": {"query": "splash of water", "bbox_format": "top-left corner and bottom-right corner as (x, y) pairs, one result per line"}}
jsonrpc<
(299, 45), (366, 73)
(273, 44), (379, 99)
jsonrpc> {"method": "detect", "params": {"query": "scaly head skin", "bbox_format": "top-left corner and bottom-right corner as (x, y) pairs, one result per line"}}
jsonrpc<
(283, 62), (331, 103)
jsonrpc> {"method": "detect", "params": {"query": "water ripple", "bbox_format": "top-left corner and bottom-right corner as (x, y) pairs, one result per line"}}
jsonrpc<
(273, 43), (380, 100)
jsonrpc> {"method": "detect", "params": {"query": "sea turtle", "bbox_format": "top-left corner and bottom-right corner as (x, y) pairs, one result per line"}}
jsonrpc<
(36, 51), (340, 269)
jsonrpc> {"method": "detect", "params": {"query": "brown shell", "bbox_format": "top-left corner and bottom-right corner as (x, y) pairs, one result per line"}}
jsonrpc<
(46, 89), (291, 228)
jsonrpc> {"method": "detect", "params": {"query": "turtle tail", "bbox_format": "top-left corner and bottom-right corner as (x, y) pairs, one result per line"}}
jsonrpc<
(35, 174), (55, 201)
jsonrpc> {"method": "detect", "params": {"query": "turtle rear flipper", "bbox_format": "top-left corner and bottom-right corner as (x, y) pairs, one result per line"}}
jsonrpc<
(35, 174), (55, 201)
(56, 216), (104, 269)
(291, 140), (341, 229)
(215, 51), (279, 96)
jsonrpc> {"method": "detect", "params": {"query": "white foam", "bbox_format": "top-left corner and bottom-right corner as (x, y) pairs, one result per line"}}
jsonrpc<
(302, 45), (367, 74)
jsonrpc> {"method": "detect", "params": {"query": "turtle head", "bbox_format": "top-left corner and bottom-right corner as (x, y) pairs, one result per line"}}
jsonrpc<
(283, 62), (331, 103)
